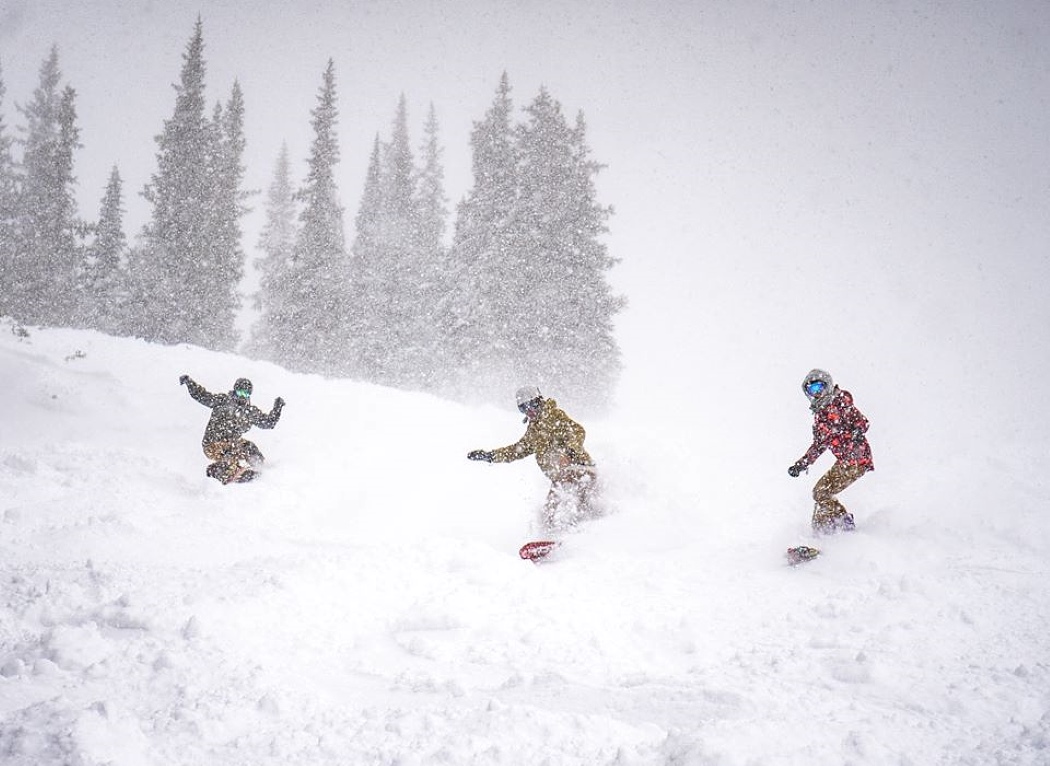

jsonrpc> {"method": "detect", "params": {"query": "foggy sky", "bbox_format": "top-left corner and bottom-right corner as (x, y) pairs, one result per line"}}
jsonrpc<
(3, 0), (1048, 443)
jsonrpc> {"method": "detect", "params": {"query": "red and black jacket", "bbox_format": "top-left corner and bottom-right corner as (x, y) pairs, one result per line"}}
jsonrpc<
(796, 387), (874, 471)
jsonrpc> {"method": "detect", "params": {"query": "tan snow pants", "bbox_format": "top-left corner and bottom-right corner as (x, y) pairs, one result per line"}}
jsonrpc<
(811, 461), (868, 531)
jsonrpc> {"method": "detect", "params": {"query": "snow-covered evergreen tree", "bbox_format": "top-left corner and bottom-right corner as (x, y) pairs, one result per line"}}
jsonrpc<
(411, 103), (452, 390)
(443, 73), (520, 401)
(513, 92), (622, 405)
(346, 135), (384, 379)
(10, 47), (82, 327)
(79, 166), (129, 333)
(0, 61), (18, 319)
(347, 98), (452, 391)
(445, 77), (622, 408)
(246, 143), (298, 359)
(349, 95), (440, 388)
(138, 20), (243, 349)
(277, 59), (349, 375)
(416, 104), (449, 264)
(201, 81), (249, 350)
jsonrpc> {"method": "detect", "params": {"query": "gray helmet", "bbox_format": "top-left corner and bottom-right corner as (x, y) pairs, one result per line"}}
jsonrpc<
(233, 378), (253, 398)
(515, 385), (541, 407)
(802, 369), (833, 400)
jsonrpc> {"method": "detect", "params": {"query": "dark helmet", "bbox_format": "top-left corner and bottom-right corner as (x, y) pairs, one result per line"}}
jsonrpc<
(233, 378), (253, 399)
(802, 369), (834, 401)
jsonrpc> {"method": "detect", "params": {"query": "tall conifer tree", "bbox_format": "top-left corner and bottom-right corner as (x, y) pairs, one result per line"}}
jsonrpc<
(279, 59), (349, 374)
(81, 166), (128, 333)
(444, 73), (520, 400)
(247, 143), (298, 359)
(513, 91), (622, 405)
(446, 77), (622, 407)
(0, 61), (18, 318)
(411, 103), (451, 390)
(11, 47), (81, 326)
(346, 135), (384, 378)
(138, 19), (242, 349)
(201, 81), (248, 350)
(139, 20), (209, 343)
(349, 95), (426, 387)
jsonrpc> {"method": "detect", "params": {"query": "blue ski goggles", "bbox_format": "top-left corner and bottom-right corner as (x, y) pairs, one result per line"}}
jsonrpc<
(234, 388), (251, 400)
(804, 380), (827, 397)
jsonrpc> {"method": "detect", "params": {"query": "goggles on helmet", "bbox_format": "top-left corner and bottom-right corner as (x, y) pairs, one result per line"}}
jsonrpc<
(518, 397), (542, 414)
(804, 380), (827, 398)
(234, 388), (251, 400)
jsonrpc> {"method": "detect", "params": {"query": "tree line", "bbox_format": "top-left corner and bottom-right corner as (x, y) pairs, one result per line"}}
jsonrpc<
(0, 21), (624, 407)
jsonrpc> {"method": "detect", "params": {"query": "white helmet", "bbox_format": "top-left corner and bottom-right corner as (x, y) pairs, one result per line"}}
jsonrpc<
(515, 385), (542, 408)
(802, 369), (834, 400)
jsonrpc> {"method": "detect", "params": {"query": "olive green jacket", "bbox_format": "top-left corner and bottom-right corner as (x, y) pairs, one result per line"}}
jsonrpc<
(490, 398), (594, 480)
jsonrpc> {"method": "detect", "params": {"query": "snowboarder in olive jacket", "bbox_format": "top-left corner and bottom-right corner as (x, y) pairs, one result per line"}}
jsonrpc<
(180, 375), (285, 484)
(468, 386), (600, 530)
(788, 369), (873, 533)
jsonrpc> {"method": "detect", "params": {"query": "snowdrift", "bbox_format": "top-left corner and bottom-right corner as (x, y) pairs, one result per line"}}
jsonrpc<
(1, 321), (1047, 765)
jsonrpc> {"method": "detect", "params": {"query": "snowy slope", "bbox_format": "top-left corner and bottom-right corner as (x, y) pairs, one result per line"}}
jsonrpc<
(1, 321), (1048, 765)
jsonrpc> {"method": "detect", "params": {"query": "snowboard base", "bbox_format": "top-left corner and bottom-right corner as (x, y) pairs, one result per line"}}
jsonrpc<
(786, 545), (820, 566)
(519, 540), (561, 561)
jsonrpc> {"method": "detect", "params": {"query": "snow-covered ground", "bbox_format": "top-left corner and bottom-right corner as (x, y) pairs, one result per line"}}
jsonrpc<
(1, 320), (1048, 765)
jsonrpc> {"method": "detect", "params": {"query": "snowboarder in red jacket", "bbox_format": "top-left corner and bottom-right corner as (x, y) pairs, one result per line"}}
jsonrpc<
(788, 369), (873, 533)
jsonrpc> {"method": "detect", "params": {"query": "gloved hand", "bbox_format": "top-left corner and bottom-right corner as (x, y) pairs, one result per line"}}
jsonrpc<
(467, 450), (494, 462)
(788, 463), (803, 478)
(179, 374), (190, 386)
(274, 396), (286, 410)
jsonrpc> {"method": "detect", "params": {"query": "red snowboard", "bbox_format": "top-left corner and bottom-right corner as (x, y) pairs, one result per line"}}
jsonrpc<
(519, 540), (561, 561)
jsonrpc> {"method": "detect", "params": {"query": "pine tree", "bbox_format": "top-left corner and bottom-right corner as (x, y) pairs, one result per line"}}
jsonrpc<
(446, 78), (622, 408)
(513, 92), (622, 406)
(10, 47), (82, 327)
(444, 73), (520, 401)
(247, 143), (298, 359)
(139, 19), (242, 349)
(346, 135), (384, 378)
(201, 80), (249, 350)
(80, 166), (129, 333)
(278, 58), (349, 375)
(416, 104), (449, 262)
(0, 60), (18, 318)
(412, 102), (452, 390)
(348, 95), (431, 387)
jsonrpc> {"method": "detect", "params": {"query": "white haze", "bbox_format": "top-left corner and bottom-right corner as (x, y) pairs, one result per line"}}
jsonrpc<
(1, 2), (1049, 760)
(2, 0), (1047, 445)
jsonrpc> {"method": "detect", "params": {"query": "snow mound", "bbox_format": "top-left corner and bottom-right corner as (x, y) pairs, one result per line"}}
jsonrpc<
(1, 322), (1047, 765)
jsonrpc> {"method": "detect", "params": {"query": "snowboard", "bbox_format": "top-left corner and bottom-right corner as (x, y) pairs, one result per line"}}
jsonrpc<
(206, 462), (259, 485)
(519, 540), (561, 561)
(785, 545), (820, 566)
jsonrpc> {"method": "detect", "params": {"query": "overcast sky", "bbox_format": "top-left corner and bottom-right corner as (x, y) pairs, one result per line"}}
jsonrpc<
(3, 0), (1049, 438)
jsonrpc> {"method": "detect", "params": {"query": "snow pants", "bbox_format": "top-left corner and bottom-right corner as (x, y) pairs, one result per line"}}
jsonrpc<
(811, 461), (868, 532)
(542, 465), (601, 532)
(203, 439), (263, 483)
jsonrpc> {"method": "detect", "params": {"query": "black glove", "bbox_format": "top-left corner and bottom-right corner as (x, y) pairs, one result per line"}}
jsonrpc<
(179, 374), (190, 386)
(467, 450), (493, 462)
(274, 396), (285, 410)
(788, 463), (803, 478)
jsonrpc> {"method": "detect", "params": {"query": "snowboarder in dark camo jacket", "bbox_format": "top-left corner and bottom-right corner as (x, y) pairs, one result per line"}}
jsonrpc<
(180, 375), (285, 484)
(788, 369), (874, 533)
